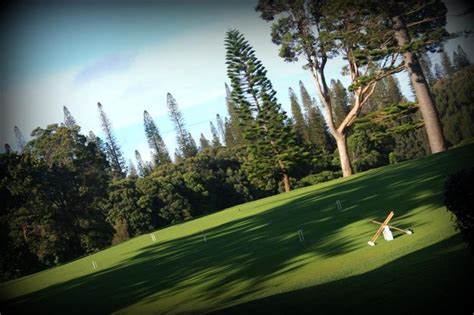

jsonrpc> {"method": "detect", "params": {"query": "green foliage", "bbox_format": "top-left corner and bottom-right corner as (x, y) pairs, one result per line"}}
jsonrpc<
(137, 148), (257, 226)
(224, 83), (245, 147)
(299, 81), (333, 153)
(389, 1), (450, 54)
(418, 52), (435, 87)
(225, 29), (307, 192)
(63, 106), (77, 129)
(330, 80), (350, 128)
(105, 177), (151, 237)
(167, 93), (198, 159)
(2, 145), (473, 314)
(210, 121), (222, 148)
(134, 150), (151, 177)
(444, 168), (474, 252)
(0, 125), (113, 280)
(440, 50), (455, 78)
(199, 133), (211, 151)
(352, 90), (429, 165)
(452, 45), (471, 71)
(143, 110), (171, 166)
(289, 87), (308, 144)
(14, 125), (26, 151)
(97, 103), (126, 178)
(296, 170), (342, 187)
(348, 123), (391, 172)
(111, 218), (129, 245)
(432, 64), (474, 147)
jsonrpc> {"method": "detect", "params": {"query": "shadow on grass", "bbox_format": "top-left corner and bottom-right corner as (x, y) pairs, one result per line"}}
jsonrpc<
(1, 145), (473, 314)
(211, 234), (474, 315)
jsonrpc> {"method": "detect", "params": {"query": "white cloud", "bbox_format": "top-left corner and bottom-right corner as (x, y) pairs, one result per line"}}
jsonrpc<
(1, 10), (308, 154)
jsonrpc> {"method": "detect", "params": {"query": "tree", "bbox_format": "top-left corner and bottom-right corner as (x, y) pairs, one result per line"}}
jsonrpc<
(4, 143), (12, 154)
(225, 83), (244, 146)
(135, 149), (151, 177)
(299, 81), (331, 153)
(97, 102), (126, 177)
(1, 124), (113, 278)
(434, 63), (443, 80)
(105, 177), (150, 237)
(128, 160), (138, 178)
(167, 93), (198, 159)
(385, 0), (449, 153)
(418, 52), (435, 87)
(289, 87), (309, 144)
(111, 218), (129, 245)
(199, 133), (211, 150)
(216, 114), (226, 144)
(14, 126), (26, 151)
(210, 121), (221, 147)
(143, 110), (171, 166)
(224, 117), (237, 148)
(63, 106), (77, 128)
(452, 45), (471, 71)
(444, 168), (474, 252)
(225, 29), (305, 192)
(329, 80), (350, 128)
(440, 50), (455, 78)
(257, 0), (405, 176)
(87, 131), (106, 152)
(432, 64), (474, 147)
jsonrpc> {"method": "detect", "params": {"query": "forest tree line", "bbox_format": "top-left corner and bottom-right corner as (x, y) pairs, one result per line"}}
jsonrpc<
(1, 0), (473, 281)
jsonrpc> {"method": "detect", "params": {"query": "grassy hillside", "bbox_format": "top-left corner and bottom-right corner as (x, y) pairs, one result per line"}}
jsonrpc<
(1, 144), (473, 314)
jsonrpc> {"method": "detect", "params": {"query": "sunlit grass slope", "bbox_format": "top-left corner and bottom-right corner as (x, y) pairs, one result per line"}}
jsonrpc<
(1, 144), (473, 314)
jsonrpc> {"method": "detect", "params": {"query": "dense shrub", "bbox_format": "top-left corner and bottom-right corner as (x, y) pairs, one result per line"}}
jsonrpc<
(297, 171), (342, 188)
(444, 168), (474, 252)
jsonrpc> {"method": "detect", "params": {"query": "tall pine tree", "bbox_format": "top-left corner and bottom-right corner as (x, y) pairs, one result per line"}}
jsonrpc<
(13, 126), (26, 151)
(199, 133), (211, 150)
(299, 81), (331, 153)
(384, 0), (450, 153)
(143, 110), (171, 166)
(216, 114), (226, 145)
(329, 80), (350, 128)
(210, 122), (221, 147)
(224, 117), (237, 148)
(135, 149), (151, 177)
(452, 45), (471, 71)
(440, 50), (455, 78)
(167, 93), (198, 159)
(225, 29), (305, 192)
(97, 102), (126, 177)
(418, 52), (435, 87)
(63, 106), (77, 128)
(225, 83), (244, 146)
(289, 87), (309, 144)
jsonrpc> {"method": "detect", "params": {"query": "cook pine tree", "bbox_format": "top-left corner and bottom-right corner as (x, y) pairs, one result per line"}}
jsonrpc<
(225, 29), (305, 192)
(143, 110), (171, 166)
(167, 93), (198, 159)
(97, 102), (126, 177)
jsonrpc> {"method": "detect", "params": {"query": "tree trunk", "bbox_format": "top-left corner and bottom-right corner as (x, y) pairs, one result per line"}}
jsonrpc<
(391, 14), (446, 153)
(335, 133), (353, 177)
(278, 160), (292, 192)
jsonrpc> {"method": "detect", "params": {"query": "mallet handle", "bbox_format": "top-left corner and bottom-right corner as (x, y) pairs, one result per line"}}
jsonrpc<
(370, 211), (394, 243)
(371, 220), (406, 233)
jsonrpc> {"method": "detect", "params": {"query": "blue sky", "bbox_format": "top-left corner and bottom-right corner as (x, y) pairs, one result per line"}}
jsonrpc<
(1, 0), (473, 164)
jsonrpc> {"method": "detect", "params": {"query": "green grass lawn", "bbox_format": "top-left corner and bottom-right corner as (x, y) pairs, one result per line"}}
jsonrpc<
(1, 144), (473, 314)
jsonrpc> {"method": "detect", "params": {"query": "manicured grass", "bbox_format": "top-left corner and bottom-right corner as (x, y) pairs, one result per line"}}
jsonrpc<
(1, 144), (473, 314)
